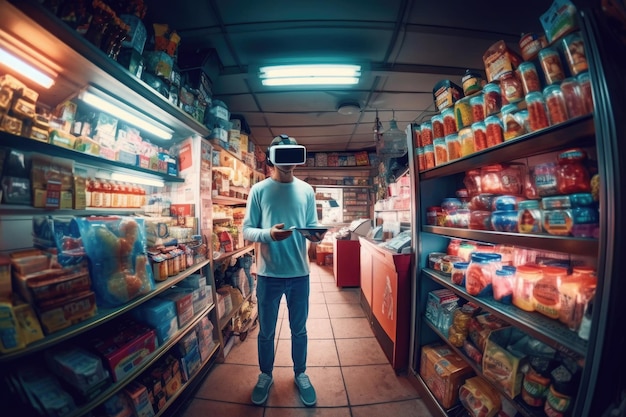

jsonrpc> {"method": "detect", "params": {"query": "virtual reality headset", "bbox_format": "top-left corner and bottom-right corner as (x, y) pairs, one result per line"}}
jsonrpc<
(267, 144), (307, 165)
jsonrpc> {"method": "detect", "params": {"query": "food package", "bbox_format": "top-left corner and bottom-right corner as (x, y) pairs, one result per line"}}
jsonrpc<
(468, 313), (510, 352)
(482, 40), (522, 82)
(433, 79), (464, 112)
(482, 327), (529, 397)
(420, 343), (474, 408)
(540, 0), (579, 43)
(459, 376), (502, 417)
(73, 216), (154, 307)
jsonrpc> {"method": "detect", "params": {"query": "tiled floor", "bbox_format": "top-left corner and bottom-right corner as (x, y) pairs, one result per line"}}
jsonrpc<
(180, 261), (434, 417)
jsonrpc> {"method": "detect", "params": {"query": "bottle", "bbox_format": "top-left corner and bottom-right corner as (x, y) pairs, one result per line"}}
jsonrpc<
(101, 179), (112, 208)
(577, 294), (593, 340)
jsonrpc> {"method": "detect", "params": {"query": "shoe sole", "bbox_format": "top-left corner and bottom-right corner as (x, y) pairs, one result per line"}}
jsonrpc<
(251, 379), (273, 405)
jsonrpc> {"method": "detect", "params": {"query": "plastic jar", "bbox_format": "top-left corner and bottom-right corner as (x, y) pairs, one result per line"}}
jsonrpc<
(483, 83), (502, 116)
(420, 121), (433, 146)
(464, 169), (482, 197)
(465, 252), (502, 296)
(556, 148), (591, 194)
(534, 266), (568, 319)
(491, 210), (519, 232)
(445, 133), (461, 161)
(525, 91), (550, 132)
(469, 210), (492, 230)
(493, 267), (515, 304)
(501, 104), (526, 140)
(441, 197), (462, 213)
(519, 32), (545, 61)
(518, 61), (542, 95)
(534, 162), (559, 196)
(518, 200), (543, 234)
(426, 206), (443, 225)
(499, 71), (524, 104)
(543, 84), (570, 125)
(483, 116), (503, 148)
(577, 71), (594, 114)
(538, 47), (566, 85)
(412, 124), (422, 148)
(458, 127), (475, 157)
(451, 262), (469, 286)
(454, 96), (473, 130)
(544, 366), (577, 417)
(442, 108), (457, 135)
(433, 137), (448, 166)
(432, 114), (445, 140)
(423, 144), (436, 169)
(472, 121), (489, 151)
(416, 146), (425, 172)
(559, 77), (585, 118)
(513, 265), (543, 311)
(562, 31), (588, 76)
(469, 94), (485, 122)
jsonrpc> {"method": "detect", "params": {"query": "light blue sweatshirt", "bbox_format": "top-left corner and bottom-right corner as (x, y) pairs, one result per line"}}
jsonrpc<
(243, 177), (318, 278)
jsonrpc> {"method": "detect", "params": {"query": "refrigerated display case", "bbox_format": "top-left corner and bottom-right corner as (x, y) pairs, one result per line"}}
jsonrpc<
(407, 3), (626, 417)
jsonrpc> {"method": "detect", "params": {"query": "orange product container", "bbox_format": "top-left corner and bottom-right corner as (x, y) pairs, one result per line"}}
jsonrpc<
(562, 31), (588, 76)
(559, 267), (596, 331)
(432, 114), (445, 140)
(442, 107), (457, 136)
(421, 121), (434, 146)
(513, 265), (543, 311)
(458, 127), (475, 157)
(412, 124), (422, 148)
(544, 84), (570, 125)
(445, 133), (461, 161)
(469, 94), (485, 123)
(560, 78), (586, 118)
(538, 47), (566, 85)
(433, 138), (449, 166)
(482, 117), (502, 149)
(526, 92), (550, 132)
(417, 146), (425, 172)
(518, 61), (542, 95)
(577, 72), (593, 114)
(423, 144), (436, 169)
(533, 266), (568, 319)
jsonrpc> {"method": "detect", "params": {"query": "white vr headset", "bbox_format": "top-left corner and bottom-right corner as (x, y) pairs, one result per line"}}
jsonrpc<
(268, 144), (307, 165)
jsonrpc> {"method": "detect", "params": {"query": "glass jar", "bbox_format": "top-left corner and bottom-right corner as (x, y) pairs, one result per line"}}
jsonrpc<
(559, 268), (596, 331)
(416, 146), (425, 172)
(493, 267), (515, 304)
(442, 107), (457, 135)
(518, 61), (542, 95)
(500, 71), (524, 104)
(538, 47), (566, 85)
(471, 121), (488, 151)
(445, 133), (461, 161)
(464, 169), (482, 197)
(534, 266), (568, 319)
(543, 84), (570, 125)
(483, 116), (503, 148)
(423, 144), (436, 169)
(562, 31), (588, 76)
(451, 262), (469, 286)
(518, 200), (543, 234)
(469, 94), (485, 122)
(458, 127), (475, 157)
(577, 72), (593, 114)
(526, 91), (550, 132)
(483, 83), (502, 116)
(556, 148), (591, 194)
(454, 96), (473, 130)
(469, 210), (492, 230)
(432, 114), (445, 140)
(433, 137), (448, 166)
(491, 210), (519, 232)
(560, 78), (585, 118)
(501, 104), (526, 140)
(426, 206), (443, 225)
(513, 265), (543, 311)
(420, 121), (433, 146)
(412, 124), (422, 148)
(465, 253), (502, 296)
(462, 69), (484, 96)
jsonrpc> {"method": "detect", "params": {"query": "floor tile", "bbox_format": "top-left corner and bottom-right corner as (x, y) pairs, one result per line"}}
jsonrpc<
(341, 364), (420, 406)
(330, 317), (374, 338)
(335, 337), (388, 366)
(180, 398), (263, 417)
(326, 303), (365, 318)
(264, 406), (352, 417)
(308, 304), (330, 319)
(280, 318), (334, 340)
(309, 290), (327, 304)
(324, 290), (360, 304)
(351, 399), (432, 417)
(224, 333), (259, 365)
(194, 363), (261, 404)
(266, 366), (348, 407)
(274, 338), (339, 367)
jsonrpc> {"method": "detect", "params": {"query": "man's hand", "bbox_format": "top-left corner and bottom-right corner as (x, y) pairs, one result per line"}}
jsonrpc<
(270, 223), (293, 241)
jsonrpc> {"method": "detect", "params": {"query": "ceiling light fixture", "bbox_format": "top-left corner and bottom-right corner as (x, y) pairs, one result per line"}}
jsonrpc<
(259, 64), (361, 86)
(0, 46), (56, 88)
(79, 87), (173, 140)
(337, 102), (361, 115)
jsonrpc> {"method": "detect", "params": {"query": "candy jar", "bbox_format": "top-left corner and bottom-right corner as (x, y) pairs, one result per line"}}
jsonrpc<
(556, 148), (591, 194)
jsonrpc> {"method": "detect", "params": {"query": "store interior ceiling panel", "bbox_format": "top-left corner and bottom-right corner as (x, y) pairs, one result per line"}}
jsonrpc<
(146, 0), (552, 152)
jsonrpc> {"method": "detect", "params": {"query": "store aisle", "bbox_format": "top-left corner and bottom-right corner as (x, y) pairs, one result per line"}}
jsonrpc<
(180, 261), (433, 417)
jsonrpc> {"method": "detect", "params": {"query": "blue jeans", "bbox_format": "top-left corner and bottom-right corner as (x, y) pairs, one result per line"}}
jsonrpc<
(256, 275), (309, 376)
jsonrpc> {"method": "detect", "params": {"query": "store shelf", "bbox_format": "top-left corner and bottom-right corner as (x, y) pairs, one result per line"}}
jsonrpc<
(0, 132), (184, 183)
(419, 116), (596, 181)
(422, 226), (598, 257)
(0, 259), (211, 362)
(58, 303), (217, 417)
(212, 195), (247, 206)
(424, 320), (548, 417)
(4, 1), (210, 143)
(423, 268), (588, 358)
(0, 205), (145, 215)
(219, 292), (254, 330)
(412, 373), (468, 417)
(214, 243), (255, 263)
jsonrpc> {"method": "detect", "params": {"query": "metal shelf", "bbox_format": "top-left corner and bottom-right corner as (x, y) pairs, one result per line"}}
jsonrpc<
(214, 243), (255, 263)
(0, 132), (184, 183)
(422, 226), (598, 257)
(0, 259), (211, 362)
(212, 195), (247, 206)
(423, 268), (588, 358)
(419, 115), (596, 181)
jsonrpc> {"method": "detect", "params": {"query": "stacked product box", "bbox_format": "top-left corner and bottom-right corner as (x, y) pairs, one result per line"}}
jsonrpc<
(131, 297), (179, 344)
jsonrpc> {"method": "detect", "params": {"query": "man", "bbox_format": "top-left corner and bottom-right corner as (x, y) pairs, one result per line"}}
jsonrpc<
(243, 134), (322, 407)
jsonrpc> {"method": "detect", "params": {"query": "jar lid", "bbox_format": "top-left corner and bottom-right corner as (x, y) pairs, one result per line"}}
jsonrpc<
(558, 148), (587, 161)
(516, 265), (543, 276)
(543, 84), (562, 95)
(542, 266), (568, 277)
(453, 262), (469, 269)
(577, 71), (590, 82)
(501, 104), (519, 114)
(496, 268), (515, 276)
(483, 83), (500, 93)
(538, 46), (557, 57)
(421, 121), (432, 129)
(518, 61), (537, 71)
(469, 94), (485, 104)
(494, 195), (518, 211)
(525, 91), (544, 102)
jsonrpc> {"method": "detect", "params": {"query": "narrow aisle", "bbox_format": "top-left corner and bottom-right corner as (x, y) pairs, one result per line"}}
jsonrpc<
(181, 261), (433, 417)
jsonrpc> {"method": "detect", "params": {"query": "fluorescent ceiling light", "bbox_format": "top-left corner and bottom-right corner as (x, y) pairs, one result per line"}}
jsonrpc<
(0, 47), (55, 88)
(110, 172), (165, 187)
(80, 88), (173, 140)
(260, 64), (360, 86)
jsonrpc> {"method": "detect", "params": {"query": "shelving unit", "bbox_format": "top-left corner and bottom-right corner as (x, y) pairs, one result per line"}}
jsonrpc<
(410, 114), (601, 417)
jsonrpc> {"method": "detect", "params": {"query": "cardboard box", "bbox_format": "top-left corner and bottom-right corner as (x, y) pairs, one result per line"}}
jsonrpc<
(482, 327), (528, 398)
(420, 343), (474, 408)
(159, 289), (194, 327)
(425, 289), (459, 331)
(124, 381), (155, 417)
(37, 290), (97, 334)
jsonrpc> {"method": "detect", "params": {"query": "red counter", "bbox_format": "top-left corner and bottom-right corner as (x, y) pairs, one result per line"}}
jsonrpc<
(333, 239), (360, 287)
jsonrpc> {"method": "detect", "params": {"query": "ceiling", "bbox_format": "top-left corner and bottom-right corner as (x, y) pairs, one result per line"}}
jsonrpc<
(145, 0), (553, 153)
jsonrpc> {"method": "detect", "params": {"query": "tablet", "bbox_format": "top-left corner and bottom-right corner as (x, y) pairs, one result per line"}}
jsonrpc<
(290, 226), (329, 242)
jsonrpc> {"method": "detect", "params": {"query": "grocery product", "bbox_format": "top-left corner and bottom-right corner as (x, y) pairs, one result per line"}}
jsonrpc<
(518, 61), (542, 95)
(458, 127), (475, 157)
(513, 265), (543, 311)
(538, 47), (566, 85)
(420, 121), (433, 145)
(442, 107), (457, 135)
(519, 32), (547, 61)
(482, 83), (502, 116)
(543, 84), (570, 125)
(577, 71), (594, 113)
(433, 138), (448, 166)
(432, 114), (444, 140)
(534, 266), (568, 319)
(518, 200), (543, 234)
(469, 94), (485, 122)
(462, 69), (484, 96)
(526, 91), (550, 132)
(499, 71), (524, 104)
(445, 133), (461, 161)
(556, 148), (591, 194)
(493, 267), (515, 303)
(454, 96), (473, 130)
(562, 31), (588, 75)
(465, 252), (501, 296)
(483, 116), (502, 148)
(433, 79), (463, 112)
(501, 104), (526, 140)
(560, 77), (586, 118)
